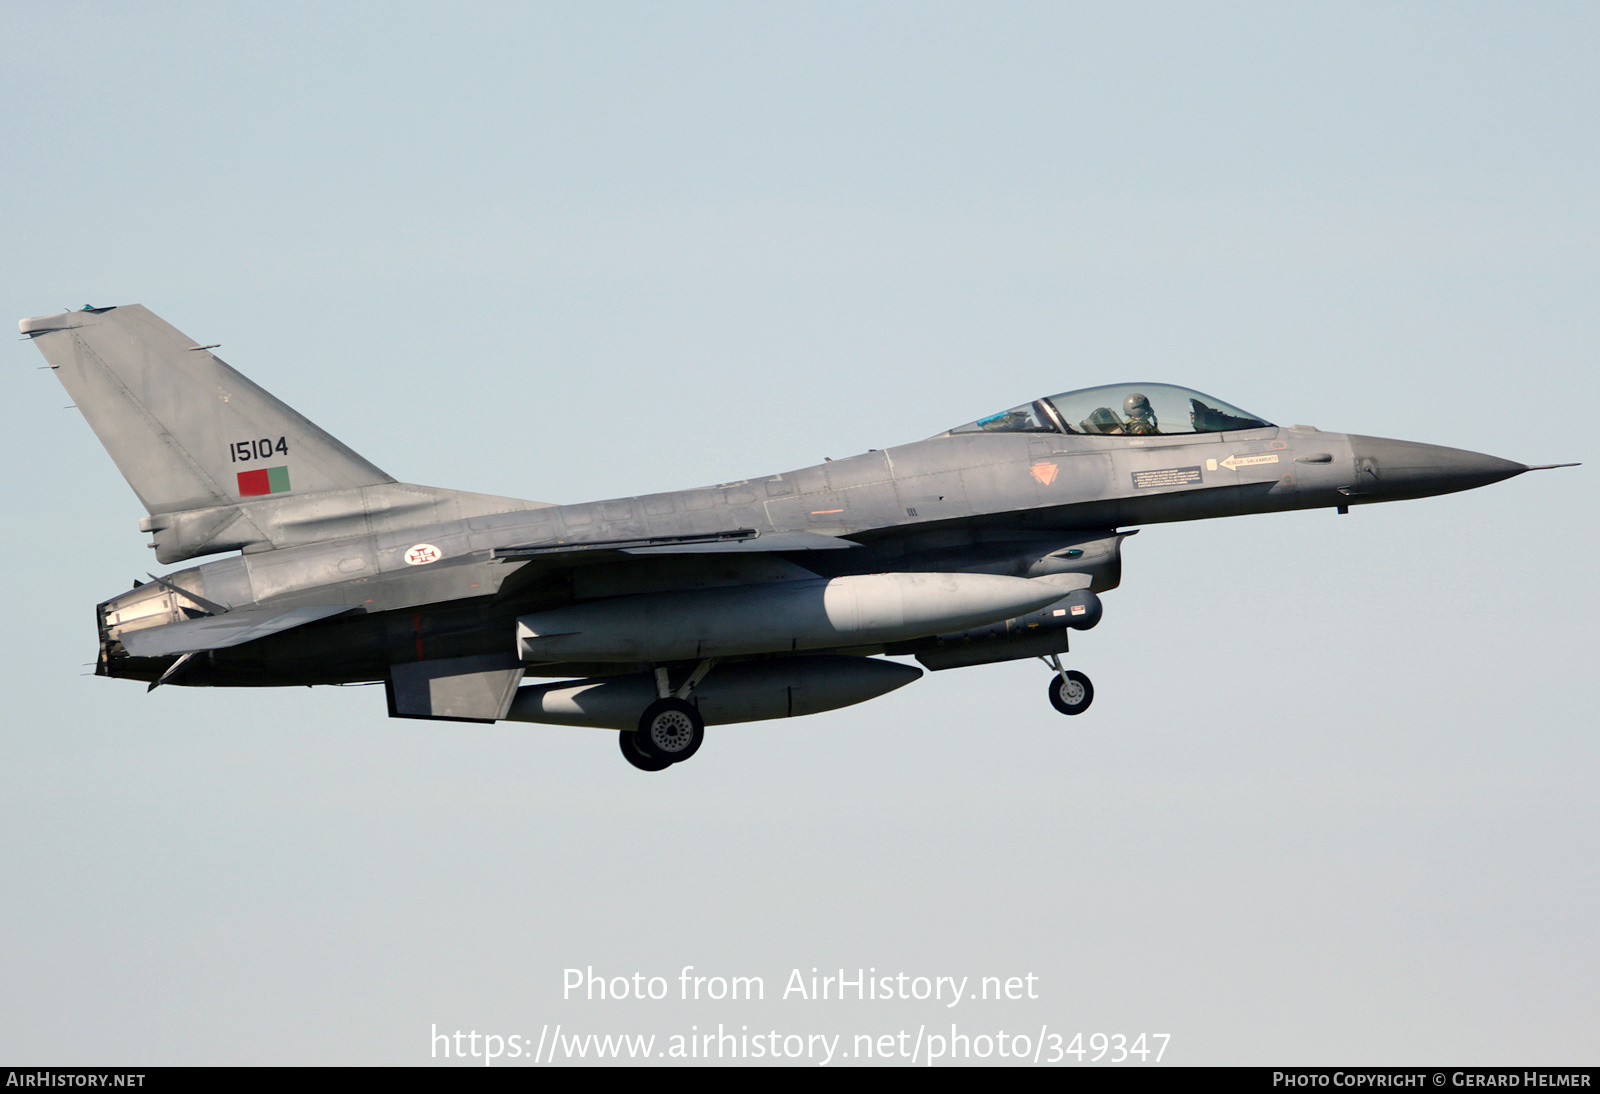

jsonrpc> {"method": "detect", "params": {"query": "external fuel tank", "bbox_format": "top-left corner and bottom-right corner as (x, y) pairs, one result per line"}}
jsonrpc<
(515, 572), (1070, 663)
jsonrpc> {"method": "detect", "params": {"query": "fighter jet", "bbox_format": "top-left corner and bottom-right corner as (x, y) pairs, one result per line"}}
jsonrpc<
(22, 304), (1576, 770)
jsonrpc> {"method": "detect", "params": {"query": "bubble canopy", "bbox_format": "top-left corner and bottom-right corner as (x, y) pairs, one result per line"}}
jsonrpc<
(946, 384), (1272, 437)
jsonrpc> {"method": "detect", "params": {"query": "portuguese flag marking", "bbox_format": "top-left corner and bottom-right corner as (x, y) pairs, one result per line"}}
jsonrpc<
(237, 466), (291, 497)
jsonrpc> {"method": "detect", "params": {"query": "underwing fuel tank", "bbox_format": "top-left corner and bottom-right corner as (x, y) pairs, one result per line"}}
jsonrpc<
(505, 656), (922, 729)
(516, 573), (1070, 663)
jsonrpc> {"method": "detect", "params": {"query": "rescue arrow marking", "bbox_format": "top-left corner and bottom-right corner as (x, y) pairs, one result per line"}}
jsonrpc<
(1219, 453), (1280, 471)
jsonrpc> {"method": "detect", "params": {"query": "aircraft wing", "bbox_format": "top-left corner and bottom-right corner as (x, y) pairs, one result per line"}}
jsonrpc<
(623, 531), (859, 554)
(489, 529), (859, 560)
(119, 604), (355, 657)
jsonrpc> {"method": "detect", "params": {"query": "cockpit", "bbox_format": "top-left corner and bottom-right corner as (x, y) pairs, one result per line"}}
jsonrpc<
(944, 383), (1271, 438)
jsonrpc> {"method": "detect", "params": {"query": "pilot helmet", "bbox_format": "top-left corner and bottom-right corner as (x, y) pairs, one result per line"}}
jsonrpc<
(1123, 392), (1154, 420)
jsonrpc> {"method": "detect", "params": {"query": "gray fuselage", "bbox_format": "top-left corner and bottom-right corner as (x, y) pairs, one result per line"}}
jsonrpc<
(95, 421), (1521, 687)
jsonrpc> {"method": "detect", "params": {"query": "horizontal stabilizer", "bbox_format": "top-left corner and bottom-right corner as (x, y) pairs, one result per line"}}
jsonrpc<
(120, 604), (354, 657)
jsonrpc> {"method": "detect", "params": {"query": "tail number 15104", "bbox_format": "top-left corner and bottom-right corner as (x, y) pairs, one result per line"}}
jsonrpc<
(229, 437), (289, 462)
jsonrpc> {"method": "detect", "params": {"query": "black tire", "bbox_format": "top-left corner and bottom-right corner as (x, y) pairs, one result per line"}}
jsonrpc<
(636, 698), (705, 763)
(619, 730), (673, 771)
(1047, 670), (1093, 716)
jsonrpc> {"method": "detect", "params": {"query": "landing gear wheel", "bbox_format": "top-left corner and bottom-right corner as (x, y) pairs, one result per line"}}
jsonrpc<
(619, 730), (672, 771)
(636, 698), (705, 763)
(1048, 670), (1094, 716)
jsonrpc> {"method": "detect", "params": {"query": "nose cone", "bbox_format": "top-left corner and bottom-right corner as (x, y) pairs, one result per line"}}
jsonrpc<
(1348, 435), (1529, 500)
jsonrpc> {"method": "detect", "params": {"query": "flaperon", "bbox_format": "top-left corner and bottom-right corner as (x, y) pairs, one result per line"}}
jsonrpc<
(23, 304), (1576, 770)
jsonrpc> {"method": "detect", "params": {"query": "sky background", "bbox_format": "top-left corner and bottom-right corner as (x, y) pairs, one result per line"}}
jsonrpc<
(1, 0), (1595, 1066)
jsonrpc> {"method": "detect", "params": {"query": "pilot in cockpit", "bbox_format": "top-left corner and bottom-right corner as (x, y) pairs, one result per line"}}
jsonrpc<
(1080, 392), (1161, 435)
(1122, 393), (1158, 434)
(1052, 384), (1270, 438)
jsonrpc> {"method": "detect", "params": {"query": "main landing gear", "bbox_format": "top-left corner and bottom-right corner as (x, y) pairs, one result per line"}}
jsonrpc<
(619, 661), (712, 772)
(1042, 653), (1093, 716)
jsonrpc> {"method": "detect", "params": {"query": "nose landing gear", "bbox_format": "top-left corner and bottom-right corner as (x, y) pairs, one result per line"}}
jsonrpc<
(1042, 653), (1093, 716)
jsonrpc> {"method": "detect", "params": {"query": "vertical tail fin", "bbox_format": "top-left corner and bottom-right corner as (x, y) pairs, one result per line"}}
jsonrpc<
(22, 304), (394, 515)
